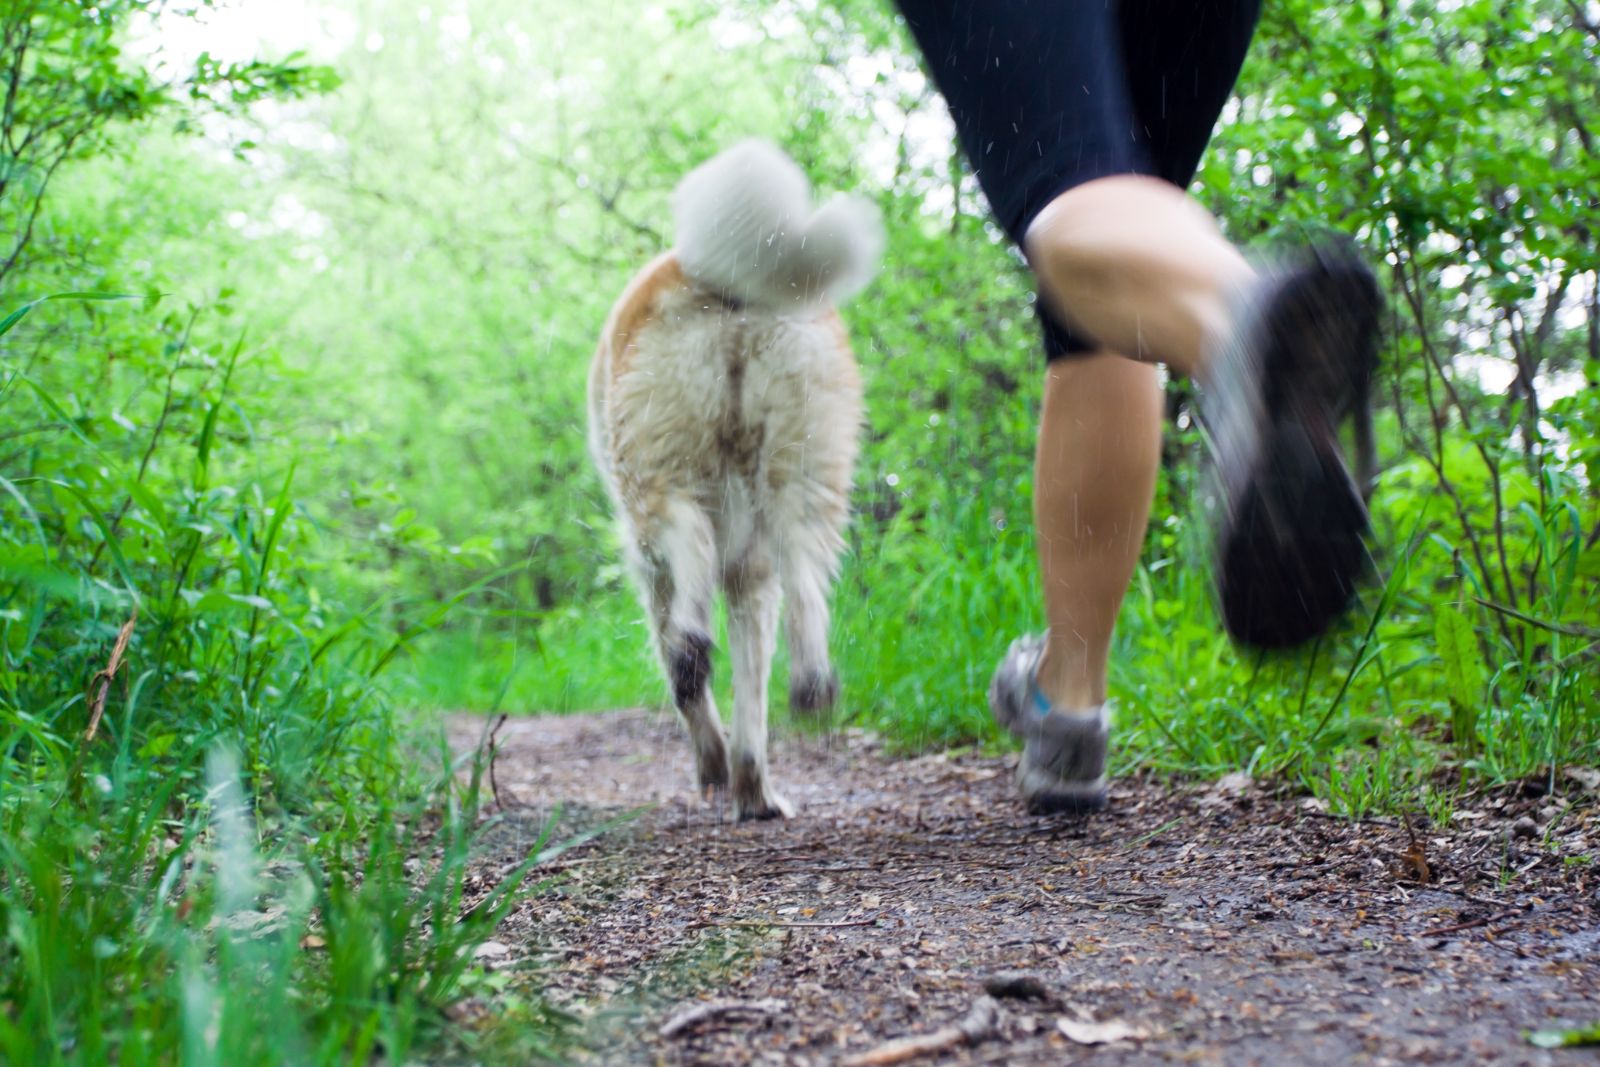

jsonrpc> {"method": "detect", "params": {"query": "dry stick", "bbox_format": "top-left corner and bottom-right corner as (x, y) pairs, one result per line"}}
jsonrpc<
(657, 997), (788, 1039)
(841, 997), (1001, 1067)
(83, 611), (137, 743)
(745, 863), (897, 877)
(1297, 809), (1401, 829)
(1424, 908), (1525, 938)
(484, 712), (513, 809)
(1424, 881), (1531, 909)
(688, 917), (879, 930)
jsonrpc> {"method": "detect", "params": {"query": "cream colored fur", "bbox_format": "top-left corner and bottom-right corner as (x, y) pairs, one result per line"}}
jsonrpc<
(588, 141), (882, 820)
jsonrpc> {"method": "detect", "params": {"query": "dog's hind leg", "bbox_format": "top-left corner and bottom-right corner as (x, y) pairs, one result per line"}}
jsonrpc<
(636, 498), (728, 794)
(725, 555), (792, 821)
(779, 521), (844, 718)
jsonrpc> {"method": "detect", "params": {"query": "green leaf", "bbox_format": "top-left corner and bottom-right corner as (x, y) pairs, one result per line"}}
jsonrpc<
(1527, 1022), (1600, 1048)
(195, 335), (245, 490)
(1435, 605), (1486, 706)
(192, 589), (274, 615)
(137, 734), (179, 760)
(0, 292), (139, 337)
(1435, 604), (1486, 745)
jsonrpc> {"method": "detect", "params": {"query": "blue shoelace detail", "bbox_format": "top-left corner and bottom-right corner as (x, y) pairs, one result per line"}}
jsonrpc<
(1030, 679), (1053, 718)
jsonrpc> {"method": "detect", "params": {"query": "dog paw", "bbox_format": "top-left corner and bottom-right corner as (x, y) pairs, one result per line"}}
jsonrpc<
(670, 630), (712, 707)
(732, 752), (794, 821)
(789, 669), (839, 717)
(735, 791), (795, 822)
(696, 737), (731, 795)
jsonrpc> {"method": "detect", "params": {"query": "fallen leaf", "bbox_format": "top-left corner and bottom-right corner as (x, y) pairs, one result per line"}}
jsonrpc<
(1057, 1018), (1149, 1045)
(1399, 842), (1432, 884)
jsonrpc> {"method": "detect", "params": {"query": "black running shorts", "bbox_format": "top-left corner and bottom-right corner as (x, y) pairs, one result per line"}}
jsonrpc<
(895, 0), (1261, 359)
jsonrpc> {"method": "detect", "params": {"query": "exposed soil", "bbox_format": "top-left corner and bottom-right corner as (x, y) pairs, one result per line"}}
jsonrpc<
(447, 709), (1599, 1066)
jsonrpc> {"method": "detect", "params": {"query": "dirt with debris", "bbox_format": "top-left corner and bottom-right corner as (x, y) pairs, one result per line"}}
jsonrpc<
(447, 709), (1600, 1066)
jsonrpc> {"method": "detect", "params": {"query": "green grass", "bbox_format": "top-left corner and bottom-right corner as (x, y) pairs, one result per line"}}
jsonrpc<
(400, 597), (660, 714)
(0, 729), (558, 1065)
(0, 297), (566, 1064)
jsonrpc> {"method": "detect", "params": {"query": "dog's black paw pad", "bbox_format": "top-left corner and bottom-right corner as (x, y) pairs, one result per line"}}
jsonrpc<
(789, 670), (839, 715)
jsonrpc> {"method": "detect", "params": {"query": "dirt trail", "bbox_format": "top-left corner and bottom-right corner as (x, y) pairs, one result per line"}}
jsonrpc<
(449, 710), (1598, 1066)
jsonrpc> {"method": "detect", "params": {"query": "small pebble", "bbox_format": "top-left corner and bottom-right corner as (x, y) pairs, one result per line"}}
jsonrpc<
(1512, 816), (1538, 839)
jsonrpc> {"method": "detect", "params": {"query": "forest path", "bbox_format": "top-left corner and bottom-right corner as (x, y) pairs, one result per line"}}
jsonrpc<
(448, 710), (1598, 1066)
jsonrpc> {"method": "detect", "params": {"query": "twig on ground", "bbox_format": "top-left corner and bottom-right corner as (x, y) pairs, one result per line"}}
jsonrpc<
(841, 996), (1001, 1066)
(1295, 809), (1402, 829)
(747, 863), (895, 876)
(483, 712), (513, 809)
(83, 611), (137, 743)
(1423, 883), (1522, 909)
(658, 997), (788, 1038)
(1425, 908), (1527, 938)
(688, 916), (879, 930)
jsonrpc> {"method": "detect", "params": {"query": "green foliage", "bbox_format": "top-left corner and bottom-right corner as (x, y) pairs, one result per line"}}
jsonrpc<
(0, 281), (561, 1059)
(0, 1), (335, 287)
(0, 3), (558, 1062)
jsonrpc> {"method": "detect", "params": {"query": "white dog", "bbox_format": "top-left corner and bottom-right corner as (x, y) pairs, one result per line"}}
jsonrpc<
(587, 141), (883, 819)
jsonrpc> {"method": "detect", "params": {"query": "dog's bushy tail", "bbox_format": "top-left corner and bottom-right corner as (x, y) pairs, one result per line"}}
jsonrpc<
(672, 139), (884, 310)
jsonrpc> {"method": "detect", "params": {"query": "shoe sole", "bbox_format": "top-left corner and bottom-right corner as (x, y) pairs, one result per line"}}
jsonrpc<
(1216, 248), (1383, 648)
(1022, 780), (1109, 815)
(1018, 707), (1111, 815)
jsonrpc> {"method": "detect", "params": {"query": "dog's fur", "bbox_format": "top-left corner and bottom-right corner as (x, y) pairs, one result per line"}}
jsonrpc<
(587, 141), (883, 820)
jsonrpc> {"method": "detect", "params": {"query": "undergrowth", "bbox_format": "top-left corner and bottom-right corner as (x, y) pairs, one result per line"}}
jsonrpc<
(0, 297), (560, 1063)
